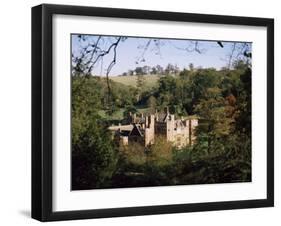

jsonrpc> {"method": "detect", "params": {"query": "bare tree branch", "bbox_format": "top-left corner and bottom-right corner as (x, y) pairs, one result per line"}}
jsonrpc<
(86, 36), (101, 73)
(105, 37), (121, 111)
(228, 43), (236, 69)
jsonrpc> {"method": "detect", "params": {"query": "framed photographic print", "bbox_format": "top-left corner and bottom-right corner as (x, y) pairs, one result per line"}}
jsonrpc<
(32, 4), (274, 221)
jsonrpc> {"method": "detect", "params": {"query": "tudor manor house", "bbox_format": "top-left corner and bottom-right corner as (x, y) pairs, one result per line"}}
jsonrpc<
(109, 108), (198, 149)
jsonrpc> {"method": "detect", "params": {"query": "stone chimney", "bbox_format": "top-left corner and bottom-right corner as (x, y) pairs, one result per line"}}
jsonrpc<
(155, 109), (158, 121)
(164, 106), (170, 115)
(149, 114), (155, 129)
(170, 114), (175, 122)
(166, 113), (175, 142)
(145, 116), (149, 128)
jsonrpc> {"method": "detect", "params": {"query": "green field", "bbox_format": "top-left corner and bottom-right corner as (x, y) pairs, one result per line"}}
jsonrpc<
(98, 109), (125, 121)
(98, 106), (150, 121)
(110, 74), (162, 89)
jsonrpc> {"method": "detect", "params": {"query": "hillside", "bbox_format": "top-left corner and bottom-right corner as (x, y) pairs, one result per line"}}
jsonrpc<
(110, 74), (162, 89)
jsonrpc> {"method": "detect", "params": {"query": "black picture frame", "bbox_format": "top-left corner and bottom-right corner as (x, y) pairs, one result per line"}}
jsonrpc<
(32, 3), (274, 222)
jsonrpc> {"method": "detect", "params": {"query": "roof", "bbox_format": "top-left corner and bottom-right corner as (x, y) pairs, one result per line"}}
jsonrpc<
(129, 124), (144, 137)
(108, 124), (133, 131)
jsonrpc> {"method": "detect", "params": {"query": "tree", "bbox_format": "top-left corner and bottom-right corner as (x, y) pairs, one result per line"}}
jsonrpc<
(135, 67), (144, 75)
(123, 105), (137, 118)
(135, 75), (146, 102)
(164, 63), (175, 75)
(142, 65), (151, 75)
(71, 76), (118, 189)
(157, 75), (177, 108)
(194, 87), (234, 153)
(127, 69), (134, 76)
(147, 95), (157, 111)
(174, 64), (180, 74)
(151, 66), (157, 74)
(155, 64), (164, 74)
(189, 63), (194, 71)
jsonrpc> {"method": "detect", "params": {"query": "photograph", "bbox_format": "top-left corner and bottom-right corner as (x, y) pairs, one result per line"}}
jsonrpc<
(30, 3), (274, 221)
(71, 34), (252, 190)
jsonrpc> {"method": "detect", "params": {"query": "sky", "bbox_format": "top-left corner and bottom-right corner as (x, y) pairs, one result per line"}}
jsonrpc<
(72, 34), (251, 76)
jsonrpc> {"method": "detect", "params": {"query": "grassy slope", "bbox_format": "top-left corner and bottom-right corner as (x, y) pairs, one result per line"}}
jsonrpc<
(98, 106), (150, 121)
(99, 74), (168, 121)
(110, 74), (162, 89)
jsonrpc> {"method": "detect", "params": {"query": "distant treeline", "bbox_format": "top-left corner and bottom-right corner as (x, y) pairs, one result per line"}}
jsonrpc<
(121, 63), (182, 76)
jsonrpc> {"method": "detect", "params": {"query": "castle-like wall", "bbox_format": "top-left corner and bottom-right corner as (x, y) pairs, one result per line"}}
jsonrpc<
(165, 116), (198, 148)
(174, 125), (189, 148)
(144, 115), (155, 146)
(166, 114), (175, 142)
(189, 119), (198, 146)
(110, 112), (198, 148)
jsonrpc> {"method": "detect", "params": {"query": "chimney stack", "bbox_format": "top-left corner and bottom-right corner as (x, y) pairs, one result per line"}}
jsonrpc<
(165, 106), (169, 115)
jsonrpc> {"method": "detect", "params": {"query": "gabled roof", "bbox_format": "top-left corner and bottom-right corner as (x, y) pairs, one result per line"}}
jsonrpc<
(129, 124), (143, 137)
